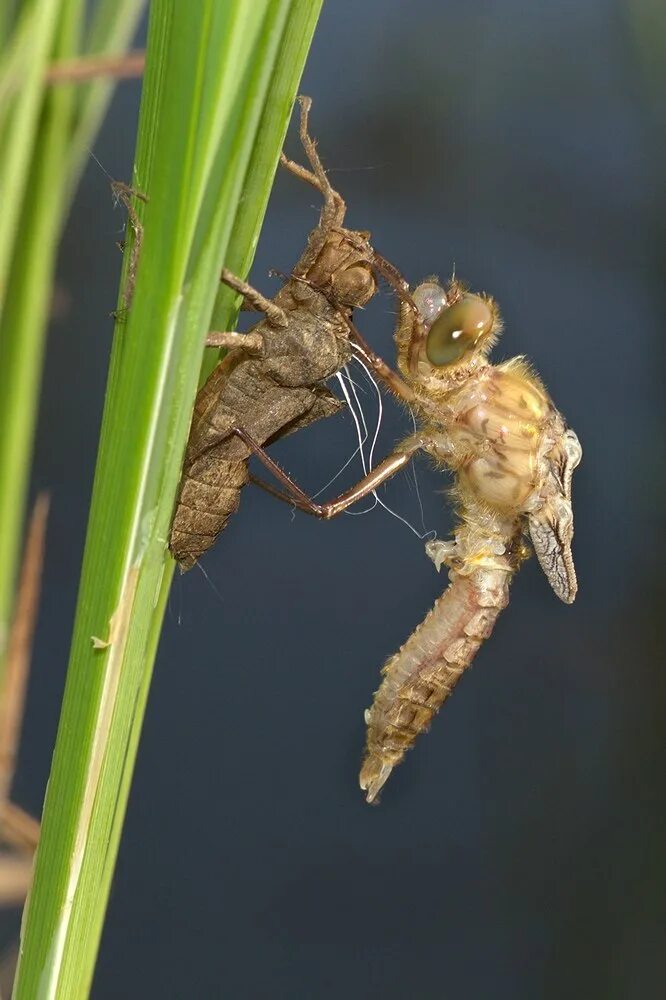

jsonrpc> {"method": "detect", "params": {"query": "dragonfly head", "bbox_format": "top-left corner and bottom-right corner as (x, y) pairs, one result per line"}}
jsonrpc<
(330, 260), (376, 308)
(398, 277), (501, 381)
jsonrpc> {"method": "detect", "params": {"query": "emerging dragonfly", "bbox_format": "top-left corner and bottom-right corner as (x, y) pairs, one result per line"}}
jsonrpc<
(243, 262), (582, 802)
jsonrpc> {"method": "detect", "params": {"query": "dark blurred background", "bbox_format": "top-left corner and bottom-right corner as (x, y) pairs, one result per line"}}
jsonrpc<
(5, 0), (666, 996)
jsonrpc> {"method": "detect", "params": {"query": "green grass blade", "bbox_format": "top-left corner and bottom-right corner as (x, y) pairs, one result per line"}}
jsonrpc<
(0, 3), (15, 52)
(0, 0), (81, 675)
(12, 1), (322, 996)
(0, 1), (144, 684)
(0, 7), (36, 120)
(208, 0), (327, 347)
(64, 0), (147, 204)
(0, 0), (60, 317)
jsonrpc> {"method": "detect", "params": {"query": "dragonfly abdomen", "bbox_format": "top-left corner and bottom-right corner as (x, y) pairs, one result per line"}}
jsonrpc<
(359, 527), (517, 803)
(170, 450), (249, 569)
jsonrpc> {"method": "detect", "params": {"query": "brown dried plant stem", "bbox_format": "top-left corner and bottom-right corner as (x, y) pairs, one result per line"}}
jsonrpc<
(44, 50), (145, 84)
(0, 495), (47, 914)
(0, 494), (49, 811)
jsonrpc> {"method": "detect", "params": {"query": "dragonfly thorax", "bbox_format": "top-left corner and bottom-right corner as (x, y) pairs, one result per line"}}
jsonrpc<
(448, 363), (551, 514)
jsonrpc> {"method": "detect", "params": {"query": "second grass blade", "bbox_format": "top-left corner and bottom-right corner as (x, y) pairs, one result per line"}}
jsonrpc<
(12, 2), (323, 997)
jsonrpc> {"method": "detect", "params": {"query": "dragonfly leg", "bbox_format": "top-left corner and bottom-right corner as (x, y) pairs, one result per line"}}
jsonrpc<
(338, 234), (420, 319)
(358, 248), (428, 377)
(280, 96), (345, 231)
(337, 312), (417, 405)
(205, 330), (263, 353)
(219, 268), (287, 327)
(325, 242), (426, 400)
(234, 427), (424, 519)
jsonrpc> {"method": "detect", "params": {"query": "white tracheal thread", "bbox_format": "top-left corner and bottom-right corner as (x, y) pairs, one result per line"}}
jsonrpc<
(334, 365), (377, 514)
(194, 559), (226, 605)
(311, 365), (370, 499)
(335, 367), (368, 397)
(341, 349), (434, 540)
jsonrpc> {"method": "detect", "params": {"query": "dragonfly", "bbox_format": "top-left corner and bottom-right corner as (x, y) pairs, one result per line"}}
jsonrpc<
(239, 261), (582, 802)
(169, 97), (379, 568)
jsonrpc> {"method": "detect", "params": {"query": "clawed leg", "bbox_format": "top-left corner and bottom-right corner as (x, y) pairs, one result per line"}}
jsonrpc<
(205, 330), (264, 353)
(219, 267), (287, 327)
(370, 249), (428, 374)
(229, 426), (423, 519)
(280, 95), (345, 231)
(327, 236), (428, 384)
(333, 309), (417, 405)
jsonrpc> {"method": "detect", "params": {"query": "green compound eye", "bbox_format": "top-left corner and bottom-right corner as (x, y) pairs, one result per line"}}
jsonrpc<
(425, 294), (493, 367)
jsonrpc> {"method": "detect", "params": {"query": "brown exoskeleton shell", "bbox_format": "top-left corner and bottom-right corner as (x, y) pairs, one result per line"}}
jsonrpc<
(169, 98), (378, 568)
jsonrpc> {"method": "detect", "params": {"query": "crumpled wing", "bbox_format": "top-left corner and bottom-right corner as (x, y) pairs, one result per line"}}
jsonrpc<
(529, 496), (577, 603)
(528, 428), (582, 604)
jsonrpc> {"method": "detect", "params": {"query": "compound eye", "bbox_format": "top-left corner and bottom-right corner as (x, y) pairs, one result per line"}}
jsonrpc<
(331, 264), (376, 307)
(425, 294), (493, 366)
(412, 281), (448, 325)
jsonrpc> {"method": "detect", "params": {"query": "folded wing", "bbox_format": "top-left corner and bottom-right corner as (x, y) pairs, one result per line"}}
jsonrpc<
(528, 428), (582, 604)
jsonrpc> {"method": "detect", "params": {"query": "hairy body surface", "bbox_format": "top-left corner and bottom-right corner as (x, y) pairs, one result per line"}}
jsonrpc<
(356, 277), (582, 800)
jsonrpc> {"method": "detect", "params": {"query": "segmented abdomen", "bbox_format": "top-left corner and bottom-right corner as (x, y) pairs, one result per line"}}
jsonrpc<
(169, 352), (334, 569)
(359, 542), (515, 802)
(170, 447), (250, 569)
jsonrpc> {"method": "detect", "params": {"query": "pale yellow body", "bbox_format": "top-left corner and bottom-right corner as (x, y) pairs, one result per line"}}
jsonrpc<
(359, 279), (581, 801)
(420, 359), (552, 518)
